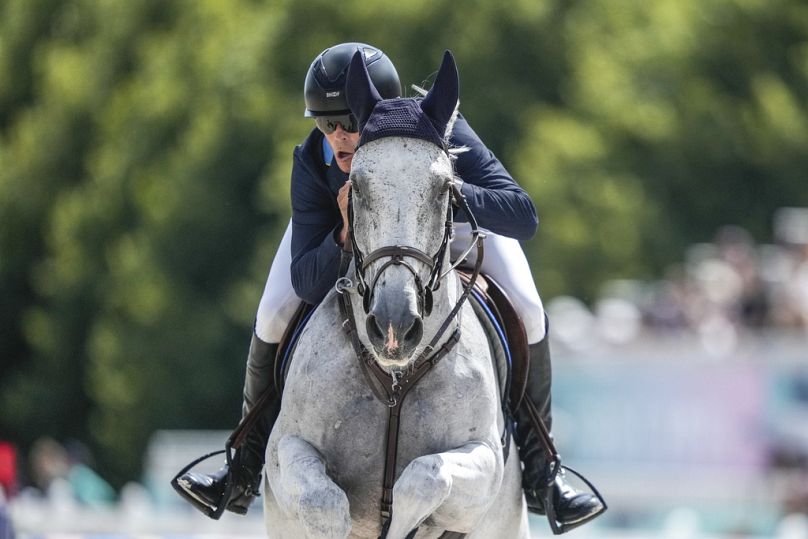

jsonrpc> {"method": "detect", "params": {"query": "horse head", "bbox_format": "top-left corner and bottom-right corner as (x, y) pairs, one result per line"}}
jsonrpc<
(346, 50), (460, 368)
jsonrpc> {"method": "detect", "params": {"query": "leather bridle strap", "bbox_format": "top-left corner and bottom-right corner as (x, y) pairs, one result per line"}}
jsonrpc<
(361, 244), (435, 271)
(337, 289), (462, 530)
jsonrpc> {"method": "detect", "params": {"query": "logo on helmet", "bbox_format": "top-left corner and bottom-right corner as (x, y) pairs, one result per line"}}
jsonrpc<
(326, 91), (341, 98)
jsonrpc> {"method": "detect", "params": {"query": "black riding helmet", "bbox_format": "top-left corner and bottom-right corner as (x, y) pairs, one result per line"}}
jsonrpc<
(304, 42), (401, 117)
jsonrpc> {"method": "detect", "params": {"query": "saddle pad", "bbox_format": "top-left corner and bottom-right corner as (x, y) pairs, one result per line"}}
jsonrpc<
(457, 271), (530, 409)
(276, 301), (316, 392)
(467, 288), (512, 410)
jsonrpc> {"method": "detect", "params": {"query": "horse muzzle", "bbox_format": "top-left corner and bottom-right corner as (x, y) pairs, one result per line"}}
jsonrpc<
(366, 306), (423, 362)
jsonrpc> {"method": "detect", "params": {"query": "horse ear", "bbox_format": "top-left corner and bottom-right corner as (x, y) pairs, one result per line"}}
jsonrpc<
(346, 50), (383, 129)
(420, 50), (459, 135)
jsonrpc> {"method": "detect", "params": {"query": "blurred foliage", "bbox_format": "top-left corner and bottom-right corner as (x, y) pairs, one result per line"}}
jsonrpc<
(1, 0), (806, 487)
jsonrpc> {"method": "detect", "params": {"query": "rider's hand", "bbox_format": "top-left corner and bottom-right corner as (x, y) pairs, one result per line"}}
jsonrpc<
(337, 180), (351, 246)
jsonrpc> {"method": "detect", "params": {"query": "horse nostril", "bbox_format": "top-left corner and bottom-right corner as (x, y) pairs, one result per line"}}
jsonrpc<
(366, 314), (385, 344)
(403, 317), (423, 347)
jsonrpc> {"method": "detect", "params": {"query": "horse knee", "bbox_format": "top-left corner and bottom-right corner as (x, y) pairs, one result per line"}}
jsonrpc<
(298, 485), (351, 539)
(397, 457), (452, 504)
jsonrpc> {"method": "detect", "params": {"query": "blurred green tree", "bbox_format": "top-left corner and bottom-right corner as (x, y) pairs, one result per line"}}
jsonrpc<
(513, 0), (808, 299)
(0, 0), (297, 485)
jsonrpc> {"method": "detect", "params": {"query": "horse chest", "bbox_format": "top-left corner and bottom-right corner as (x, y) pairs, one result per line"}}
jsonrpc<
(281, 343), (497, 468)
(268, 295), (505, 535)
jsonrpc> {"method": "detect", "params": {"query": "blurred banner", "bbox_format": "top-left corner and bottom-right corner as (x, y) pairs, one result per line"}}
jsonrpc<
(552, 338), (808, 533)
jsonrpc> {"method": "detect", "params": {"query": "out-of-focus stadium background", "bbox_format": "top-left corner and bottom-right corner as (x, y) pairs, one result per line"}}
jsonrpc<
(1, 0), (807, 537)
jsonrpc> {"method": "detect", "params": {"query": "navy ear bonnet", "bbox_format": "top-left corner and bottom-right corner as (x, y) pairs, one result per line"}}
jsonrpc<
(355, 99), (446, 149)
(346, 50), (460, 151)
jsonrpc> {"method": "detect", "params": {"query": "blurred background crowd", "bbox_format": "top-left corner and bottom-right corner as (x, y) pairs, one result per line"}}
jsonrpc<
(1, 0), (807, 537)
(548, 207), (808, 354)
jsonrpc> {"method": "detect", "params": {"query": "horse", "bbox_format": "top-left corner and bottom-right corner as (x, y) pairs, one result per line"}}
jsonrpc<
(262, 51), (529, 539)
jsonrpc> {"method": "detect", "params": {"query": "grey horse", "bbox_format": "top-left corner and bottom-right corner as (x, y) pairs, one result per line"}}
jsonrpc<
(262, 51), (529, 539)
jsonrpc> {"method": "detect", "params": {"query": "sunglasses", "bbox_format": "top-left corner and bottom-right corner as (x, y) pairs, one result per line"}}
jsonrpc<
(315, 114), (359, 134)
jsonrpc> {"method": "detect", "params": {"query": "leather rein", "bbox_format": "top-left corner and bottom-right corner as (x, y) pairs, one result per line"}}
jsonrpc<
(335, 179), (485, 534)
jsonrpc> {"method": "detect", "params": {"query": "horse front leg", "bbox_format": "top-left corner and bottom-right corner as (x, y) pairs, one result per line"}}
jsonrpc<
(270, 435), (352, 539)
(386, 441), (503, 539)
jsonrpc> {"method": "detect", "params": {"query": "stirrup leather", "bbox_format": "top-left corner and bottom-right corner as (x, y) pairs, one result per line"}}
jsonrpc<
(172, 382), (277, 519)
(522, 397), (607, 534)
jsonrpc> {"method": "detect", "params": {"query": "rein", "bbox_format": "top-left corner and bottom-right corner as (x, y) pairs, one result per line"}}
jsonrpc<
(336, 180), (485, 534)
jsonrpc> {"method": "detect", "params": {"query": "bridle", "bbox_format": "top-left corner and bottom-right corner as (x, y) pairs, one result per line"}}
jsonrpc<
(336, 176), (485, 403)
(335, 171), (485, 538)
(347, 178), (479, 318)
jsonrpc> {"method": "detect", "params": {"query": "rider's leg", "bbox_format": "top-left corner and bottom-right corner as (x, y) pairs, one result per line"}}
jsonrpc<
(451, 224), (603, 526)
(176, 221), (299, 515)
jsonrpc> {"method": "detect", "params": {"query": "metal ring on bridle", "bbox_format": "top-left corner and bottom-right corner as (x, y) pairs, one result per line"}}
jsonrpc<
(335, 277), (356, 295)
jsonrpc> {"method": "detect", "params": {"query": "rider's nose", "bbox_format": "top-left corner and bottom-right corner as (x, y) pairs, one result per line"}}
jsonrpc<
(334, 124), (350, 139)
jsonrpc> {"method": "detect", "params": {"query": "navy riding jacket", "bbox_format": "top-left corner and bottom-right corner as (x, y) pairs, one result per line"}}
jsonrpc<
(290, 115), (538, 305)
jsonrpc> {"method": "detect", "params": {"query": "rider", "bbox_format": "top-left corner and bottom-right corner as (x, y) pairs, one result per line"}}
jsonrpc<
(176, 42), (603, 528)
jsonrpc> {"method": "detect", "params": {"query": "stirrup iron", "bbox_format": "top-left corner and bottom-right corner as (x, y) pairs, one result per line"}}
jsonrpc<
(170, 444), (235, 519)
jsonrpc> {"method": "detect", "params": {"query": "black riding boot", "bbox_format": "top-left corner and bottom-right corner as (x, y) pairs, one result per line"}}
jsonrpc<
(175, 333), (280, 515)
(515, 334), (605, 529)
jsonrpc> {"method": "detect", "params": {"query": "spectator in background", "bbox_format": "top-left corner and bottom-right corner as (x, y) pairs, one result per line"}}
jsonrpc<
(0, 442), (16, 499)
(770, 207), (808, 330)
(0, 442), (14, 539)
(592, 208), (808, 350)
(794, 247), (808, 329)
(0, 489), (13, 539)
(713, 225), (770, 327)
(29, 437), (115, 507)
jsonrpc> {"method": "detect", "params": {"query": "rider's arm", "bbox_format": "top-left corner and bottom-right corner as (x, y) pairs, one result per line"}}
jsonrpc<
(450, 115), (538, 241)
(289, 145), (344, 306)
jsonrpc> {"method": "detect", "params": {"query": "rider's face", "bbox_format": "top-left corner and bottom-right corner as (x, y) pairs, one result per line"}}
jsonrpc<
(322, 124), (360, 173)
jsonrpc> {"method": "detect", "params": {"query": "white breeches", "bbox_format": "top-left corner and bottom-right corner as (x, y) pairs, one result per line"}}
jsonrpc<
(254, 220), (546, 344)
(254, 222), (300, 343)
(450, 223), (546, 343)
